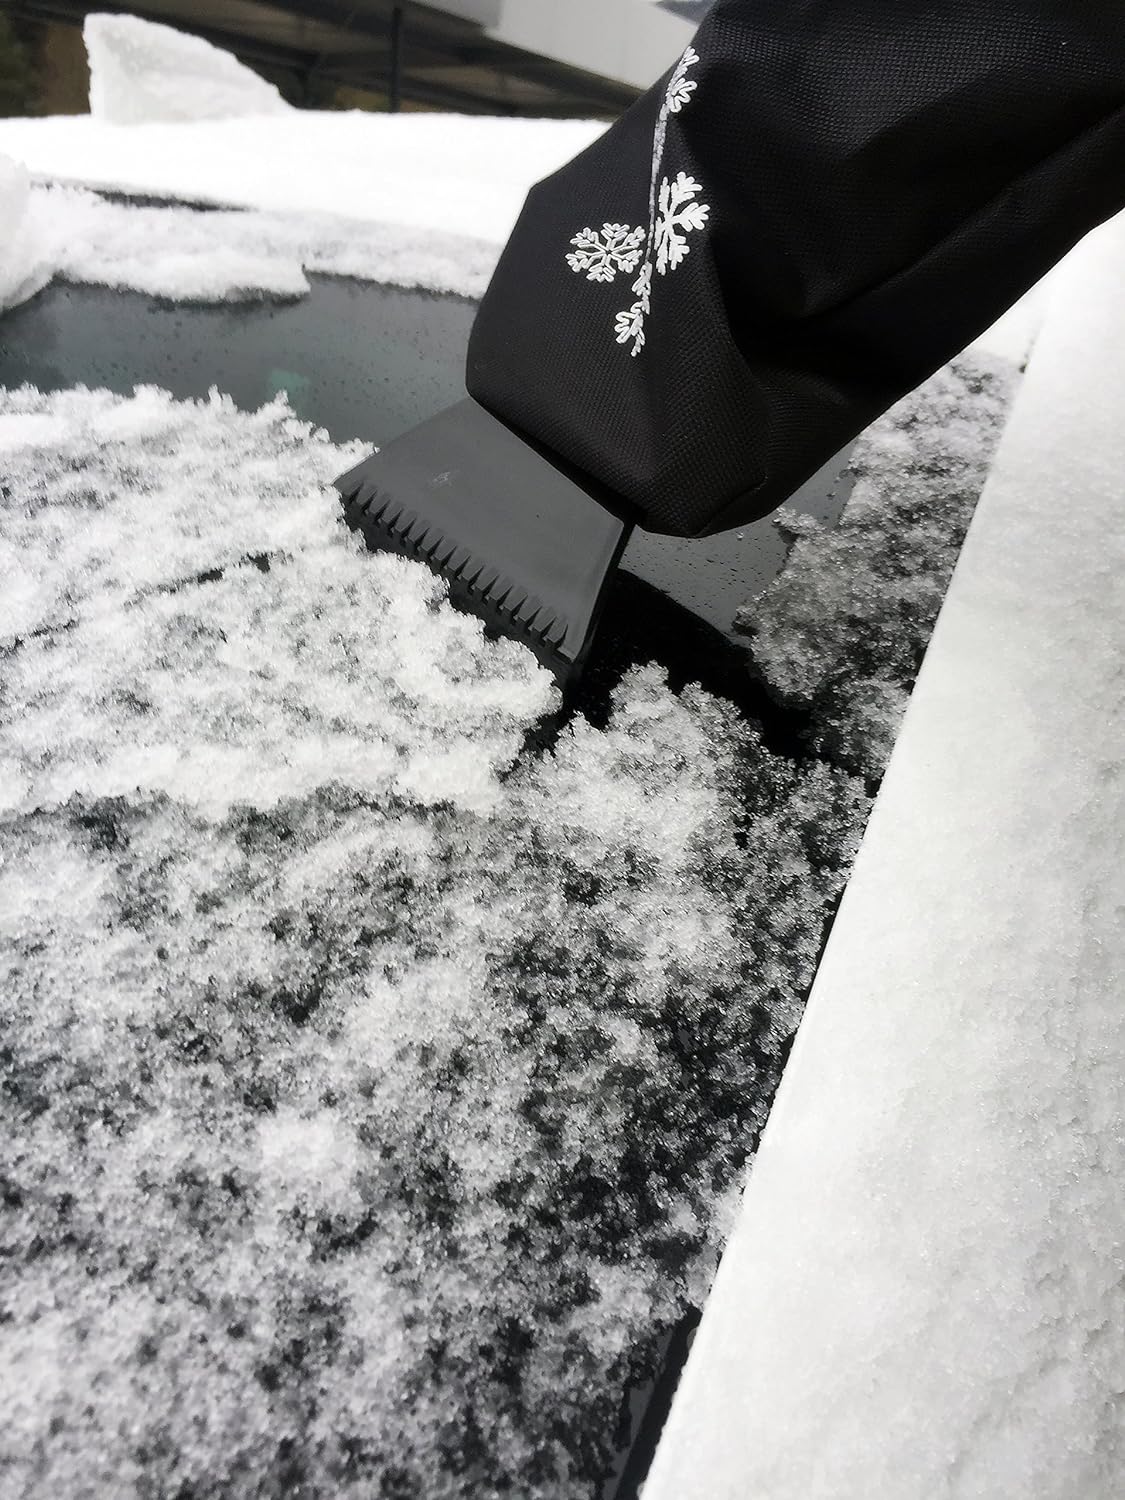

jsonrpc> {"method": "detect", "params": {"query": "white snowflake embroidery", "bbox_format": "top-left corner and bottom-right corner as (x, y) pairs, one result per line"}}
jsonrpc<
(566, 222), (646, 282)
(665, 54), (698, 114)
(656, 172), (710, 274)
(566, 45), (710, 357)
(615, 262), (651, 351)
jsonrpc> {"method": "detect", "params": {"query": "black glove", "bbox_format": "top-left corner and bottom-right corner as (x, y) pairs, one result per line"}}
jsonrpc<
(466, 0), (1125, 536)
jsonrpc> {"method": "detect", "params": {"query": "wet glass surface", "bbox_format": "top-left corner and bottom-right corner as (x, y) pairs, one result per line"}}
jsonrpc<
(0, 276), (476, 448)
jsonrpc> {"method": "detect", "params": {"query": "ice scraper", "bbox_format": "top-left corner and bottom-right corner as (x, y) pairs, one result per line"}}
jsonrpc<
(338, 0), (1125, 683)
(336, 398), (635, 683)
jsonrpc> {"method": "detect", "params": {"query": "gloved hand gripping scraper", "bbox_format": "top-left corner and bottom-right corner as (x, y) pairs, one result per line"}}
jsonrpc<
(337, 0), (1125, 684)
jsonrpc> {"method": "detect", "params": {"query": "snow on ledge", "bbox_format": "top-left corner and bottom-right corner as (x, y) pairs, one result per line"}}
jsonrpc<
(644, 211), (1125, 1500)
(0, 103), (603, 313)
(0, 111), (604, 243)
(84, 12), (290, 125)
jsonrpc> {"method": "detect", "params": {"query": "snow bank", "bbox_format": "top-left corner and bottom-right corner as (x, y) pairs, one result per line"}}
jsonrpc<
(0, 13), (601, 276)
(644, 212), (1125, 1500)
(85, 12), (290, 125)
(0, 154), (50, 312)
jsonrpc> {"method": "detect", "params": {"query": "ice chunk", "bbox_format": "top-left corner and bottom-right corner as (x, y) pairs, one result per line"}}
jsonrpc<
(0, 154), (50, 312)
(84, 12), (291, 126)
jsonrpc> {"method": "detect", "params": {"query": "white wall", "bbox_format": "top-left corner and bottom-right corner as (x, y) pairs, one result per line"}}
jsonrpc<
(424, 0), (502, 25)
(428, 0), (698, 91)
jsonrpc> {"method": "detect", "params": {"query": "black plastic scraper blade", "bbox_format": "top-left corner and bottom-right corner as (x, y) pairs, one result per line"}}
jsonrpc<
(335, 397), (633, 683)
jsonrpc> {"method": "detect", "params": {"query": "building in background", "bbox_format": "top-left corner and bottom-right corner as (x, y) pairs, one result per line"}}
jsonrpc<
(2, 0), (712, 118)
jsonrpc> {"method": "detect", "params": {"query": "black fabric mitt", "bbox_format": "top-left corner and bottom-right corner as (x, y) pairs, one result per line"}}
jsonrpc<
(466, 0), (1125, 535)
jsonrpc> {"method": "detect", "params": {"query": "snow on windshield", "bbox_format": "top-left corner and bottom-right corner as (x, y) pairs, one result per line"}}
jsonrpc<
(0, 18), (1036, 1491)
(0, 382), (876, 1496)
(0, 347), (1017, 1495)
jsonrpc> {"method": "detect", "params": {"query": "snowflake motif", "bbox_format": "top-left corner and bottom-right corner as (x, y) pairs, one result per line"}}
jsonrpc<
(665, 47), (699, 113)
(566, 222), (645, 283)
(615, 262), (651, 351)
(655, 172), (710, 275)
(565, 44), (710, 357)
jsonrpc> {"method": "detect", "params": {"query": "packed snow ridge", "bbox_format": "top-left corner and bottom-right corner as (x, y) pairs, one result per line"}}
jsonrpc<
(84, 12), (291, 125)
(0, 156), (51, 312)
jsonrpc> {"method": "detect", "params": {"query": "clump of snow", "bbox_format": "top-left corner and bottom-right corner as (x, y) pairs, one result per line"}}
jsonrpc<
(85, 12), (290, 126)
(0, 155), (51, 312)
(23, 182), (500, 304)
(768, 506), (821, 542)
(0, 384), (870, 1496)
(737, 352), (1019, 778)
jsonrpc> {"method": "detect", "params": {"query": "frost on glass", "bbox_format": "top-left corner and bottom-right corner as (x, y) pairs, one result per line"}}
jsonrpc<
(737, 352), (1020, 778)
(0, 386), (871, 1498)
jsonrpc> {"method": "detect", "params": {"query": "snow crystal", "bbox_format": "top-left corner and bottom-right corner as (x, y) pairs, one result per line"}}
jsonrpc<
(644, 210), (1125, 1500)
(0, 155), (50, 312)
(738, 352), (1020, 778)
(0, 384), (870, 1497)
(85, 12), (290, 126)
